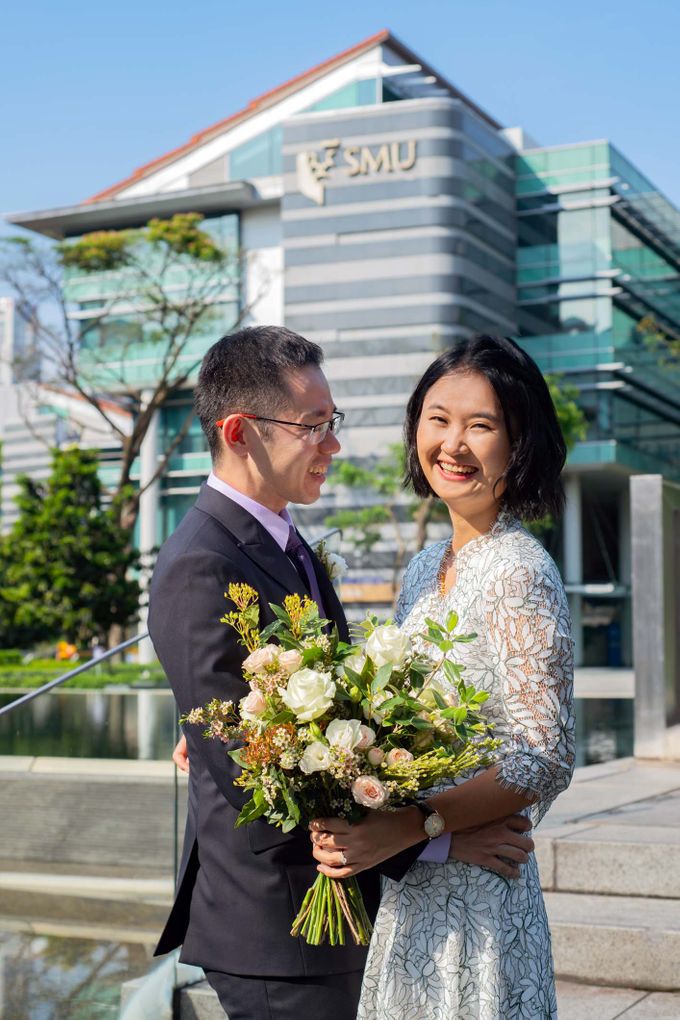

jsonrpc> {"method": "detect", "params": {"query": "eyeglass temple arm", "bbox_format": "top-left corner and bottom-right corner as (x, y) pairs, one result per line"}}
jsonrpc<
(215, 413), (257, 428)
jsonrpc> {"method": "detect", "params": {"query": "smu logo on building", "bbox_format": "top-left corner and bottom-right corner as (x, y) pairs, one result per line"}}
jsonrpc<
(296, 138), (418, 205)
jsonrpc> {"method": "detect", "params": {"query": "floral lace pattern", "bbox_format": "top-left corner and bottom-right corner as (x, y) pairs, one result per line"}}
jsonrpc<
(358, 513), (574, 1019)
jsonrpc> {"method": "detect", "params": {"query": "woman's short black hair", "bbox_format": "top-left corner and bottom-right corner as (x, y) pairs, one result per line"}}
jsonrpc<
(404, 334), (566, 521)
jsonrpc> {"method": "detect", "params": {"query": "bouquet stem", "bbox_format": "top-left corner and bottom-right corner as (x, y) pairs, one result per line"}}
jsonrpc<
(290, 874), (373, 946)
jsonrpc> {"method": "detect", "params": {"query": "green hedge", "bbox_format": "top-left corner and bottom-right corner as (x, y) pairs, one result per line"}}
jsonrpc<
(0, 662), (168, 690)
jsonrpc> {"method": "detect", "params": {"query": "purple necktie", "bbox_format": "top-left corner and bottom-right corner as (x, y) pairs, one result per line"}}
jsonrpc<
(285, 526), (327, 619)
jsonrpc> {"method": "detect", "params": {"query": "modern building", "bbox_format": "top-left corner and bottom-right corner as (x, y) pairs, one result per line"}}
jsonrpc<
(7, 30), (680, 670)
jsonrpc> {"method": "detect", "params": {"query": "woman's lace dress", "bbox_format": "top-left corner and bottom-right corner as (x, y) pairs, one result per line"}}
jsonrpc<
(357, 512), (575, 1020)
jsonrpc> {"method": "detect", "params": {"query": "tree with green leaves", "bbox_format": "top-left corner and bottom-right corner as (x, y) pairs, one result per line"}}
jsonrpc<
(325, 374), (587, 597)
(0, 446), (140, 649)
(635, 313), (679, 364)
(0, 213), (264, 534)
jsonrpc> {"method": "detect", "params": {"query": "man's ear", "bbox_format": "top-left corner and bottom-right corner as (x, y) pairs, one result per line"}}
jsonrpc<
(220, 414), (249, 458)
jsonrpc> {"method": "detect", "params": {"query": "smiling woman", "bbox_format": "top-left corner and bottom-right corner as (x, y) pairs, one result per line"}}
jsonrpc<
(312, 335), (574, 1020)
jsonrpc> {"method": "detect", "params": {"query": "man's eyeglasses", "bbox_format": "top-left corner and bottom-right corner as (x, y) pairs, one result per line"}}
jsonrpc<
(215, 411), (345, 445)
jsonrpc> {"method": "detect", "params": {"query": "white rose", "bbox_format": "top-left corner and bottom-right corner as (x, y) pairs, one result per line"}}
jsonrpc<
(351, 775), (388, 809)
(278, 649), (304, 675)
(356, 724), (376, 751)
(367, 746), (385, 766)
(280, 668), (336, 722)
(344, 652), (367, 676)
(242, 645), (279, 673)
(325, 718), (363, 751)
(300, 741), (333, 774)
(326, 552), (348, 580)
(365, 625), (409, 668)
(239, 689), (267, 721)
(363, 690), (390, 724)
(385, 747), (414, 766)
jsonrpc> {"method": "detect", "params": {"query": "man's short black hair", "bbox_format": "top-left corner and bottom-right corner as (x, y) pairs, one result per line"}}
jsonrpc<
(195, 325), (324, 461)
(404, 334), (567, 521)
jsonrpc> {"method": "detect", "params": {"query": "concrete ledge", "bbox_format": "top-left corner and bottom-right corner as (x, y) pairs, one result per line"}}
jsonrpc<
(0, 885), (171, 930)
(0, 755), (187, 781)
(546, 892), (680, 990)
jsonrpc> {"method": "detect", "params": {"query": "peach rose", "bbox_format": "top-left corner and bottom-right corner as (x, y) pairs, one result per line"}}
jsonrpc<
(242, 645), (279, 673)
(367, 746), (385, 766)
(278, 649), (304, 675)
(386, 747), (414, 766)
(356, 725), (376, 751)
(351, 775), (388, 809)
(239, 689), (267, 721)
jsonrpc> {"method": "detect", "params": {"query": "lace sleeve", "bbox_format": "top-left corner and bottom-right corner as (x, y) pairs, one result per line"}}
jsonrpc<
(484, 558), (575, 825)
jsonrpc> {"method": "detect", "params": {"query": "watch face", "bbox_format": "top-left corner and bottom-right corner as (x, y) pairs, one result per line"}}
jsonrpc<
(424, 812), (445, 838)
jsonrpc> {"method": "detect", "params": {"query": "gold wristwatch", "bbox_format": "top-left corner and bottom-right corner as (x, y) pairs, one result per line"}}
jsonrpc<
(414, 801), (446, 839)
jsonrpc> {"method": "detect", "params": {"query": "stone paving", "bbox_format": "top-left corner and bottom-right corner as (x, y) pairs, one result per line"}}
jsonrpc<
(556, 981), (680, 1019)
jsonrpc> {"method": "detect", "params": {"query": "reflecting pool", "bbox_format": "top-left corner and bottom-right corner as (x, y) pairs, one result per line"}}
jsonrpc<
(0, 689), (636, 764)
(0, 689), (176, 760)
(0, 928), (155, 1020)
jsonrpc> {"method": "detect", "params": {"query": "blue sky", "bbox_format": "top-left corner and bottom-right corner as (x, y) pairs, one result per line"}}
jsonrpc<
(2, 0), (678, 225)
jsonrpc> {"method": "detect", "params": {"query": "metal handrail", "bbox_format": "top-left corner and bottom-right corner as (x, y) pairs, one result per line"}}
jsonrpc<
(0, 632), (150, 718)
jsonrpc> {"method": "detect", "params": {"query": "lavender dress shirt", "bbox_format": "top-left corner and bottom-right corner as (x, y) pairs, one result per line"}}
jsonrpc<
(205, 472), (450, 863)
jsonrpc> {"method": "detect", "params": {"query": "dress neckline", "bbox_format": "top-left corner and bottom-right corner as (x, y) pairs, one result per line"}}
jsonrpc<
(436, 509), (520, 598)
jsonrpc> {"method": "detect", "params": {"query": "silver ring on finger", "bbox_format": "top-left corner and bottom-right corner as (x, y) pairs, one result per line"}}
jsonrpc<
(339, 851), (348, 866)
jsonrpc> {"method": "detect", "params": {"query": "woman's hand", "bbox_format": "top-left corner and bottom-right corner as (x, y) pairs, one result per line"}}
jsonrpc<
(310, 806), (424, 878)
(172, 734), (190, 774)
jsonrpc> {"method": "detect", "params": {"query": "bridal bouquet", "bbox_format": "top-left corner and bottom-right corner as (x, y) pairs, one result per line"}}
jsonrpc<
(182, 583), (498, 947)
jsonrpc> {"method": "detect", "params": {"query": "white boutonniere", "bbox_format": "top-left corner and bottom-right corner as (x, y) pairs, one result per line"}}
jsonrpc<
(315, 540), (348, 582)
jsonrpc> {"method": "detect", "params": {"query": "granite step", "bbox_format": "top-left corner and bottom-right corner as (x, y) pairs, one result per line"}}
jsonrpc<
(176, 979), (680, 1019)
(545, 891), (680, 991)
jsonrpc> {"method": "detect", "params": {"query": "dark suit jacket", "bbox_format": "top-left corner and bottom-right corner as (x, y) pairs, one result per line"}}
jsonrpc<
(150, 483), (422, 977)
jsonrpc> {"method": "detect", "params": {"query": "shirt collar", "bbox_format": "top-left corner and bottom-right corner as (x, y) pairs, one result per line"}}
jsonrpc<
(206, 472), (293, 552)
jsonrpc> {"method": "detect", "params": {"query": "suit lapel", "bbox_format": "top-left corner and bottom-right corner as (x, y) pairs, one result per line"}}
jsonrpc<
(193, 485), (348, 641)
(195, 483), (305, 599)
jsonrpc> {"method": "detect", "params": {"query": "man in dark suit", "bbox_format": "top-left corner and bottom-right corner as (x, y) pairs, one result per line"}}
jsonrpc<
(150, 326), (535, 1019)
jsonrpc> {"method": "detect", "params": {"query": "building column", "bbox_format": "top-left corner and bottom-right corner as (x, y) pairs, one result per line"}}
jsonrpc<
(618, 486), (632, 667)
(563, 473), (583, 667)
(138, 391), (160, 665)
(630, 475), (666, 757)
